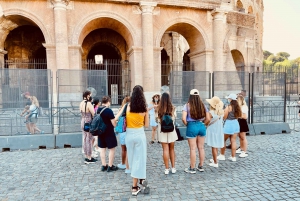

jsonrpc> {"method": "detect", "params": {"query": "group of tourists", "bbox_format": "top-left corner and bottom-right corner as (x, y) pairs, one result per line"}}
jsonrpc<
(80, 86), (249, 196)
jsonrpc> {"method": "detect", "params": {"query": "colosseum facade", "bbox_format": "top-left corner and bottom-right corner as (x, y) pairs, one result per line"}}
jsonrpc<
(0, 0), (264, 99)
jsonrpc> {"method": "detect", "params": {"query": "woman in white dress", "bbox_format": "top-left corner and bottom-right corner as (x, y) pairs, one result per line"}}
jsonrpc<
(157, 93), (178, 175)
(148, 94), (160, 144)
(205, 96), (224, 167)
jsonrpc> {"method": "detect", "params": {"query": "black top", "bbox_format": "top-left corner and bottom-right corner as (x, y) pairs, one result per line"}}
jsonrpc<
(97, 106), (115, 134)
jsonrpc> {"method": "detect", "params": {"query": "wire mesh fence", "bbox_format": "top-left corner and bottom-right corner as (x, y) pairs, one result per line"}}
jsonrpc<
(0, 68), (52, 135)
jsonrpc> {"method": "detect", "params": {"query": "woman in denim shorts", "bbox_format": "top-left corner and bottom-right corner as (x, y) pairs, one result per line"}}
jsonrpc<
(182, 89), (211, 173)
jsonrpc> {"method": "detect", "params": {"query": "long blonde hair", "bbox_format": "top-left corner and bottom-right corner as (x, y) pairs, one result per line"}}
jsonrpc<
(237, 95), (248, 110)
(209, 101), (224, 116)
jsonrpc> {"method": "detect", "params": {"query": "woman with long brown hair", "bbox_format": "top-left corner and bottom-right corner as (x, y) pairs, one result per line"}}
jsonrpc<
(182, 89), (211, 173)
(219, 94), (242, 162)
(157, 92), (178, 175)
(115, 85), (149, 196)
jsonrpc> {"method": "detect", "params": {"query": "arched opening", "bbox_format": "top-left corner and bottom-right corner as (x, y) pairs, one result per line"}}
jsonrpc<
(237, 0), (245, 12)
(231, 50), (245, 71)
(4, 25), (46, 69)
(158, 22), (207, 103)
(0, 15), (49, 108)
(79, 18), (133, 104)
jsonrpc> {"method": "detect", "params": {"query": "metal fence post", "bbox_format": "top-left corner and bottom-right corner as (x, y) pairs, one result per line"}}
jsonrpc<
(248, 72), (251, 124)
(284, 72), (287, 122)
(251, 72), (254, 124)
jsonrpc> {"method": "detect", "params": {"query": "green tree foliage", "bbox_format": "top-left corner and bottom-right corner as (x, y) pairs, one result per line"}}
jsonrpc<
(263, 50), (273, 60)
(276, 52), (290, 59)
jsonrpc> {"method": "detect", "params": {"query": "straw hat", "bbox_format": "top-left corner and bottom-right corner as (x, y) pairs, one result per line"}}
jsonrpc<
(206, 96), (224, 116)
(206, 96), (221, 109)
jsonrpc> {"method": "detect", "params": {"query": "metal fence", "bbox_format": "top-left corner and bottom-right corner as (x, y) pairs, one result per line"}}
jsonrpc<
(0, 68), (52, 135)
(3, 59), (47, 69)
(251, 72), (286, 123)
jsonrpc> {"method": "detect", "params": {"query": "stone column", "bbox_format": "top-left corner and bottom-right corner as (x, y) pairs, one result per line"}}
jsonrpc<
(140, 1), (158, 100)
(0, 49), (7, 68)
(51, 0), (70, 70)
(212, 10), (227, 71)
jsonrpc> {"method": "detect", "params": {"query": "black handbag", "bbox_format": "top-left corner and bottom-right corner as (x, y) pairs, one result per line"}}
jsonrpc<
(83, 101), (90, 132)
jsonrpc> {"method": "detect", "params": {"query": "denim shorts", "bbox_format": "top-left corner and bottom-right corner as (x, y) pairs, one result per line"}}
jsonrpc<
(119, 132), (126, 145)
(186, 121), (206, 138)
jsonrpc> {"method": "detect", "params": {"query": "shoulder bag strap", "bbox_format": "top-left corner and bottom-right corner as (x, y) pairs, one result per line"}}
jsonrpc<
(99, 107), (107, 115)
(122, 103), (128, 117)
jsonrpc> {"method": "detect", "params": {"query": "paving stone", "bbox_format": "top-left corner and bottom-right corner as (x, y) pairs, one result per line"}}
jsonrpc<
(1, 132), (300, 200)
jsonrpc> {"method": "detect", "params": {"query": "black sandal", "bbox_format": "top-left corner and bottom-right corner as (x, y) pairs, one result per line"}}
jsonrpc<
(131, 186), (141, 196)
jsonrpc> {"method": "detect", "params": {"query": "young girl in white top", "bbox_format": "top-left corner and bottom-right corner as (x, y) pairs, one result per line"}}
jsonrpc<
(205, 96), (224, 167)
(236, 95), (249, 158)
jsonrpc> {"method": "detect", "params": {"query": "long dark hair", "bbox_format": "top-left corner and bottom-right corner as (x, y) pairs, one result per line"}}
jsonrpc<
(82, 90), (91, 100)
(152, 95), (160, 104)
(158, 93), (174, 121)
(230, 100), (242, 118)
(188, 95), (206, 120)
(130, 85), (147, 113)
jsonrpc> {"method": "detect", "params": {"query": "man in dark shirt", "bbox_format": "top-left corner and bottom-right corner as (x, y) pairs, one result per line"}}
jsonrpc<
(97, 96), (118, 172)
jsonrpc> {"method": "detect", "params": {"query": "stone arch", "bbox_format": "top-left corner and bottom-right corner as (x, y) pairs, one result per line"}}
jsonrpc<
(231, 49), (245, 70)
(3, 9), (52, 44)
(248, 6), (253, 14)
(155, 18), (210, 52)
(236, 0), (245, 12)
(82, 28), (127, 60)
(71, 11), (136, 47)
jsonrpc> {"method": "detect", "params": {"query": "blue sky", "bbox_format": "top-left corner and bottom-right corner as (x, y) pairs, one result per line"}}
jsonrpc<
(263, 0), (300, 59)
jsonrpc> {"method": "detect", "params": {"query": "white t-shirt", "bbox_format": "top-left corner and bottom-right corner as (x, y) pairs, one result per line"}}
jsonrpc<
(241, 105), (248, 118)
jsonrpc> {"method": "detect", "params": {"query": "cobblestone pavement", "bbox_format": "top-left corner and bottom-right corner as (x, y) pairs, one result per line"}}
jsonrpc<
(1, 131), (300, 201)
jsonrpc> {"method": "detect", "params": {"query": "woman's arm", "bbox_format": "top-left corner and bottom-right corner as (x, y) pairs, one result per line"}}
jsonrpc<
(182, 111), (187, 126)
(204, 112), (212, 126)
(241, 113), (247, 119)
(144, 111), (149, 128)
(115, 105), (126, 121)
(223, 106), (229, 120)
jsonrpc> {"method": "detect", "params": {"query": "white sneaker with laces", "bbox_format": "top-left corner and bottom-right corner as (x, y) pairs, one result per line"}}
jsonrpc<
(236, 148), (242, 154)
(164, 169), (169, 175)
(171, 168), (176, 174)
(217, 154), (225, 161)
(228, 156), (237, 162)
(209, 162), (218, 168)
(239, 151), (248, 158)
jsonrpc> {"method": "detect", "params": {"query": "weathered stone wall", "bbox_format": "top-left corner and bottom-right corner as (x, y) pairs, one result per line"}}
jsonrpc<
(0, 0), (264, 96)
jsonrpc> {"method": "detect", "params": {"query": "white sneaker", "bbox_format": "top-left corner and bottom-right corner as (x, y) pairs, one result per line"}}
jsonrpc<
(117, 164), (126, 169)
(228, 156), (237, 162)
(209, 159), (218, 163)
(171, 168), (176, 174)
(217, 154), (225, 161)
(236, 148), (242, 154)
(239, 151), (248, 158)
(209, 162), (218, 168)
(164, 169), (170, 175)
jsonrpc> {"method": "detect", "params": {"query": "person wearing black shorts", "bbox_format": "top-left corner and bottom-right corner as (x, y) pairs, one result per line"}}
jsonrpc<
(236, 95), (249, 158)
(97, 96), (118, 172)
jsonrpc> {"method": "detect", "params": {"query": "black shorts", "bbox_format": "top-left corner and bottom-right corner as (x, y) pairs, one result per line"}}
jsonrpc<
(238, 118), (249, 132)
(98, 130), (117, 149)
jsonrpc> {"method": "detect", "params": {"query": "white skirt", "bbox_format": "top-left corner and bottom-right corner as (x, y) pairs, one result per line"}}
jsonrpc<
(125, 127), (147, 179)
(157, 123), (178, 143)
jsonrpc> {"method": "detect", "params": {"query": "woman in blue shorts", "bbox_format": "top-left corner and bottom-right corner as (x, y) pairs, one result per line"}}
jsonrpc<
(219, 94), (242, 162)
(182, 89), (211, 173)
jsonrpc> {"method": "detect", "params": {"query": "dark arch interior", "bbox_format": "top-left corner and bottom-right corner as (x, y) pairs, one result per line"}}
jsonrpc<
(86, 42), (123, 104)
(87, 42), (121, 60)
(161, 49), (170, 86)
